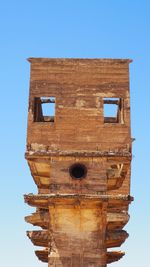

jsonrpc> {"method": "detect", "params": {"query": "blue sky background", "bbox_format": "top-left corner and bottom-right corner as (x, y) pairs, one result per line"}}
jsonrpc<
(0, 1), (150, 266)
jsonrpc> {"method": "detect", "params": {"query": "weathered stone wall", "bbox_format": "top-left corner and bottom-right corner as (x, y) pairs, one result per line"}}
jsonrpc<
(48, 199), (107, 267)
(27, 59), (131, 153)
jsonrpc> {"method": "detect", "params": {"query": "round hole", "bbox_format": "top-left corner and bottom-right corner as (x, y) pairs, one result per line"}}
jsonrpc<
(69, 163), (87, 179)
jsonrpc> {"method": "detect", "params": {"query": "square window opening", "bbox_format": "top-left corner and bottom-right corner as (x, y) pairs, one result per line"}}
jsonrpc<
(34, 97), (55, 122)
(103, 98), (123, 123)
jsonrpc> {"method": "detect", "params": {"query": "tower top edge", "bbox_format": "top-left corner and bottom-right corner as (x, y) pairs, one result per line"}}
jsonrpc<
(27, 57), (133, 64)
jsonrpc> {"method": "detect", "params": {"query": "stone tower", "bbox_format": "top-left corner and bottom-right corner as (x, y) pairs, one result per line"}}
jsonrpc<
(24, 58), (133, 267)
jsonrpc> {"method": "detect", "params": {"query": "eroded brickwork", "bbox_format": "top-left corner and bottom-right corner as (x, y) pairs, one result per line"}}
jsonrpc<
(24, 58), (133, 267)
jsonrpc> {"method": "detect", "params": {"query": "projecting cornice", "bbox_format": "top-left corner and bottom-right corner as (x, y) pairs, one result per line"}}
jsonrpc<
(27, 58), (132, 64)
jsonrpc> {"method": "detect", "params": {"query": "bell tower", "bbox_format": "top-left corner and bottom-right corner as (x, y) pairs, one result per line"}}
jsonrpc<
(24, 58), (133, 267)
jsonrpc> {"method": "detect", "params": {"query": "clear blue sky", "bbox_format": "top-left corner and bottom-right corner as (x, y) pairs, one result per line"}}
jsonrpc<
(0, 1), (150, 266)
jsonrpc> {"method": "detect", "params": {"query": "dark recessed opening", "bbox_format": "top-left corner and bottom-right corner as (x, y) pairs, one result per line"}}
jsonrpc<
(69, 163), (87, 179)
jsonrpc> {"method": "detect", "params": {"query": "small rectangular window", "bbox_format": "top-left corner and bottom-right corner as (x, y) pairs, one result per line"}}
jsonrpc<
(34, 97), (55, 122)
(103, 98), (123, 123)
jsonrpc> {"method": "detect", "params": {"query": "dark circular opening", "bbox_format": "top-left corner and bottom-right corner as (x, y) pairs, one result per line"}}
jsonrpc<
(69, 163), (87, 179)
